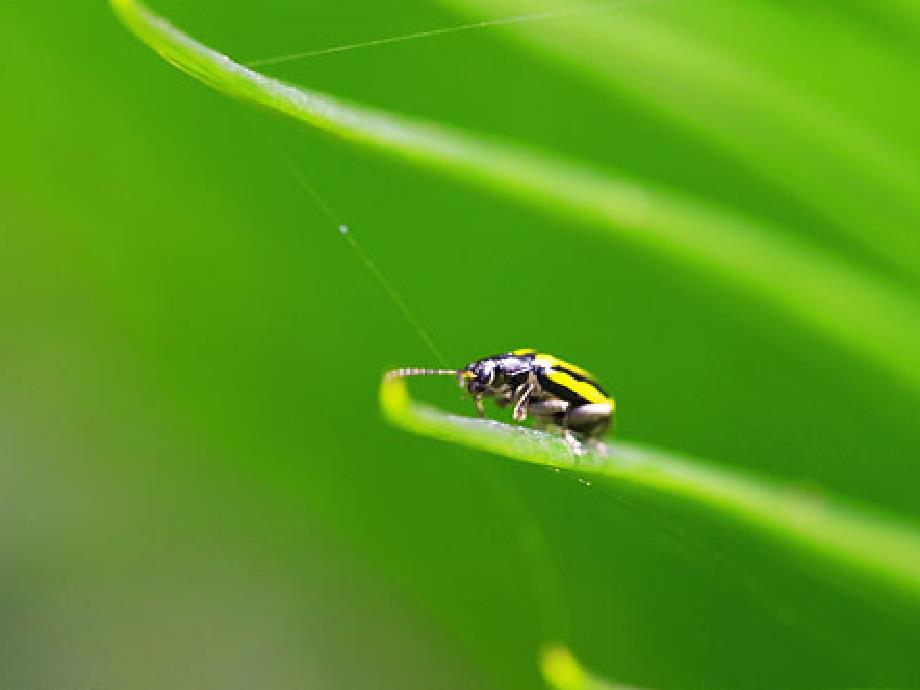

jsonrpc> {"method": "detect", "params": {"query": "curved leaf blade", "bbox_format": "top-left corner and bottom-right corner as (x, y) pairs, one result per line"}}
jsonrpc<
(381, 375), (920, 606)
(541, 645), (637, 690)
(110, 0), (920, 395)
(440, 0), (920, 278)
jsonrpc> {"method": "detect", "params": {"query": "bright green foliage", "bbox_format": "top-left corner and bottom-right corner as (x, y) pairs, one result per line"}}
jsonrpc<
(2, 0), (919, 688)
(443, 0), (920, 279)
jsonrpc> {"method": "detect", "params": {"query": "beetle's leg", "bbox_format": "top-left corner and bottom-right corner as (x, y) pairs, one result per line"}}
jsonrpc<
(562, 429), (586, 456)
(527, 399), (569, 424)
(527, 399), (568, 437)
(564, 403), (613, 453)
(511, 383), (534, 422)
(493, 391), (512, 408)
(474, 394), (485, 418)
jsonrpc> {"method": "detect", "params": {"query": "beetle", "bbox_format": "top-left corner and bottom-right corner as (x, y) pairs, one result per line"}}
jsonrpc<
(389, 348), (614, 454)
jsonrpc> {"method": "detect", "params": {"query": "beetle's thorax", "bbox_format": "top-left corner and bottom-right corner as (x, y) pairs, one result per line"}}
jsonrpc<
(462, 351), (535, 397)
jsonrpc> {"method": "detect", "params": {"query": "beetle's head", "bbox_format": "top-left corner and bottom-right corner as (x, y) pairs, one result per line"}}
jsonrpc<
(459, 359), (499, 395)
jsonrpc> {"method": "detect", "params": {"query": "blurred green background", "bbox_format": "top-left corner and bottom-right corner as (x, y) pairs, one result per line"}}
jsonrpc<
(2, 1), (920, 688)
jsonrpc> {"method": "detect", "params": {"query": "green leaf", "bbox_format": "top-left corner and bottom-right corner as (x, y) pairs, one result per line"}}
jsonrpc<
(440, 0), (920, 278)
(109, 0), (920, 397)
(381, 374), (920, 606)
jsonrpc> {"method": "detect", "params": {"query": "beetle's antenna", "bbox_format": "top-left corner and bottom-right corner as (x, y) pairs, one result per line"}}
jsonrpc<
(384, 367), (458, 380)
(279, 153), (449, 366)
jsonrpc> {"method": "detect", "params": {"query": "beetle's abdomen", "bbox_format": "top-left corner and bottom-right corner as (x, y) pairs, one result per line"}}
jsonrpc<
(533, 354), (612, 407)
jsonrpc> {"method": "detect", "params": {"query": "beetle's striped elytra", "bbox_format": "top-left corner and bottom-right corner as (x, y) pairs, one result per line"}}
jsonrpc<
(388, 349), (614, 454)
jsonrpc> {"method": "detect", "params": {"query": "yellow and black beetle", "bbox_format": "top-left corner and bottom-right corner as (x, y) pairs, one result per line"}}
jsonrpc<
(389, 348), (614, 454)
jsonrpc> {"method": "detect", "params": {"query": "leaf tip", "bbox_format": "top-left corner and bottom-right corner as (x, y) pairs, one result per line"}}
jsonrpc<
(379, 372), (411, 421)
(540, 644), (587, 690)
